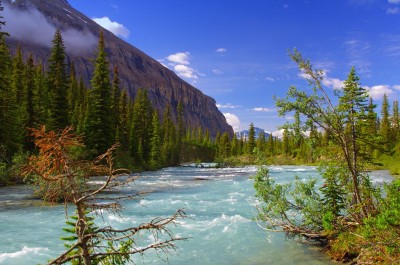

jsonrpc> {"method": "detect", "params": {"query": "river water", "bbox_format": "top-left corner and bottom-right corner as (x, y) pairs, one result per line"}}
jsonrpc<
(0, 166), (393, 264)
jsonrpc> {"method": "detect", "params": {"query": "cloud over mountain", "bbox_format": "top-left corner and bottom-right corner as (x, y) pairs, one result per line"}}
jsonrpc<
(92, 16), (130, 38)
(3, 2), (96, 54)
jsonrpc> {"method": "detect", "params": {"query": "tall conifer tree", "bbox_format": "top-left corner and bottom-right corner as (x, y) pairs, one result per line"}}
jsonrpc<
(149, 111), (162, 169)
(85, 31), (113, 155)
(34, 63), (48, 125)
(118, 90), (129, 148)
(391, 100), (399, 142)
(76, 76), (87, 134)
(176, 101), (185, 146)
(161, 104), (177, 165)
(48, 29), (69, 129)
(247, 123), (256, 154)
(130, 89), (153, 166)
(12, 46), (24, 105)
(0, 34), (15, 157)
(111, 65), (121, 140)
(380, 94), (391, 149)
(22, 54), (36, 151)
(256, 130), (266, 153)
(266, 133), (275, 156)
(67, 62), (79, 125)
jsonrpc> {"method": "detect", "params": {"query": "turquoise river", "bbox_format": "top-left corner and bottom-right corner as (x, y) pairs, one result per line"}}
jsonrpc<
(0, 165), (393, 264)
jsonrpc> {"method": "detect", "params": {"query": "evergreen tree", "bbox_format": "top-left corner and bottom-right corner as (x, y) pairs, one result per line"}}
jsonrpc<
(215, 131), (221, 156)
(111, 65), (121, 140)
(85, 32), (113, 155)
(9, 46), (25, 150)
(21, 54), (36, 151)
(247, 123), (256, 154)
(282, 128), (290, 156)
(149, 111), (162, 169)
(0, 34), (15, 157)
(176, 101), (185, 151)
(48, 29), (69, 130)
(118, 90), (129, 148)
(161, 104), (177, 165)
(366, 98), (377, 135)
(293, 111), (303, 148)
(130, 89), (153, 166)
(275, 52), (377, 218)
(266, 133), (275, 156)
(238, 134), (244, 155)
(34, 63), (48, 125)
(380, 94), (391, 149)
(219, 132), (231, 158)
(256, 131), (266, 154)
(231, 134), (239, 156)
(337, 66), (371, 208)
(11, 46), (24, 105)
(392, 100), (399, 142)
(67, 62), (79, 125)
(308, 122), (319, 162)
(75, 76), (87, 135)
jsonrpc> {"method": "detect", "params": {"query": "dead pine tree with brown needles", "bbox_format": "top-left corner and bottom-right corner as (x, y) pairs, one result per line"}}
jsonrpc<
(23, 126), (187, 265)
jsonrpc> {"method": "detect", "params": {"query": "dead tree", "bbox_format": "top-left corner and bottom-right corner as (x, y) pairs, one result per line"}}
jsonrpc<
(23, 126), (187, 265)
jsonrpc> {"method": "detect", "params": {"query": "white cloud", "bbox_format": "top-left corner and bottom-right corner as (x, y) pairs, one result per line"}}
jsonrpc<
(265, 77), (275, 82)
(252, 107), (274, 112)
(164, 52), (201, 81)
(167, 52), (190, 65)
(3, 2), (96, 54)
(271, 129), (284, 139)
(217, 103), (240, 109)
(92, 17), (130, 38)
(364, 85), (394, 99)
(212, 69), (223, 75)
(216, 48), (227, 53)
(322, 77), (344, 90)
(223, 113), (240, 131)
(393, 85), (400, 90)
(174, 64), (198, 79)
(389, 0), (400, 4)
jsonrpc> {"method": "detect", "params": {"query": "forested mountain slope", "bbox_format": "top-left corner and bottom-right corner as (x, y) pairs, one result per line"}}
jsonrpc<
(3, 0), (233, 137)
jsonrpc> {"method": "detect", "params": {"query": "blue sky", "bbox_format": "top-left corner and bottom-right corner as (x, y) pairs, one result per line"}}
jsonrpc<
(68, 0), (400, 133)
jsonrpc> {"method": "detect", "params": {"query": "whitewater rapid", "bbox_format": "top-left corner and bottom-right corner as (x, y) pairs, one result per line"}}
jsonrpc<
(0, 165), (391, 264)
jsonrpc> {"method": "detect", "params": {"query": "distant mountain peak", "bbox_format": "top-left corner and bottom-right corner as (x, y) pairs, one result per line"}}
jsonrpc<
(235, 127), (270, 139)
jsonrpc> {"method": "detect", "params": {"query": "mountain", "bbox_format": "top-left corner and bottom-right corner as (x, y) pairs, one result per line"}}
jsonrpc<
(235, 127), (270, 140)
(2, 0), (233, 137)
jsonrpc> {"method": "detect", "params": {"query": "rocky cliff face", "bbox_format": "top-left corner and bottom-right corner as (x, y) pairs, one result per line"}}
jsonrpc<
(3, 0), (233, 137)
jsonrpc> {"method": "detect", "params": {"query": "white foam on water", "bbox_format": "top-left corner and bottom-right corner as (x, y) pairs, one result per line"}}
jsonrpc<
(269, 166), (284, 171)
(178, 213), (250, 233)
(223, 197), (237, 204)
(0, 246), (49, 263)
(87, 180), (106, 185)
(107, 214), (132, 224)
(292, 168), (307, 172)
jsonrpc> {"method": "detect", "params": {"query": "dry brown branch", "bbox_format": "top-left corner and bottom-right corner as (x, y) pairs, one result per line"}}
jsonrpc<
(22, 126), (187, 265)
